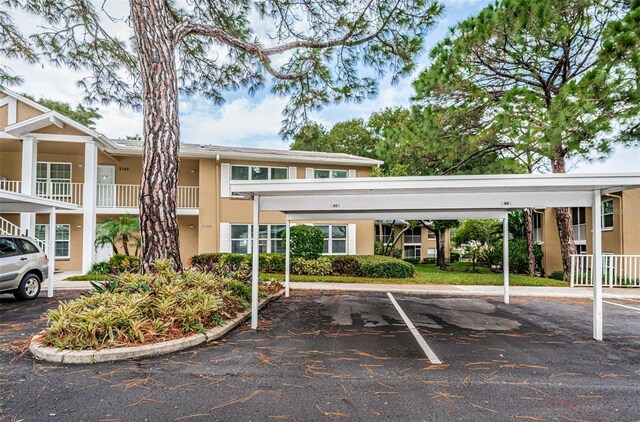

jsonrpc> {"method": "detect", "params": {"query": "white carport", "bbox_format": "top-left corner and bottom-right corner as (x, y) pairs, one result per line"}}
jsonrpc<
(0, 190), (79, 297)
(231, 173), (640, 341)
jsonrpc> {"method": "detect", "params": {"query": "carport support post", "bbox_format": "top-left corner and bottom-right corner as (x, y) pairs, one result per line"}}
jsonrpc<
(503, 216), (509, 304)
(251, 195), (260, 330)
(47, 208), (56, 298)
(285, 218), (290, 298)
(593, 190), (603, 341)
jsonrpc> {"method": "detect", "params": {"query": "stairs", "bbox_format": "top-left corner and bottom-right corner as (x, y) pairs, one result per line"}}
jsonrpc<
(0, 216), (47, 251)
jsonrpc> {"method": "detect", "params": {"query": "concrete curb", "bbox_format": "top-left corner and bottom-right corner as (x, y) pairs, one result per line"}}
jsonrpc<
(30, 290), (284, 364)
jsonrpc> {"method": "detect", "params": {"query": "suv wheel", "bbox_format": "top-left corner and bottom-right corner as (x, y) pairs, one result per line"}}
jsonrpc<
(14, 273), (41, 300)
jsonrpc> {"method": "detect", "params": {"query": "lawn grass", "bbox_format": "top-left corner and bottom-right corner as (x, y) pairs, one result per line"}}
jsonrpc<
(264, 263), (568, 287)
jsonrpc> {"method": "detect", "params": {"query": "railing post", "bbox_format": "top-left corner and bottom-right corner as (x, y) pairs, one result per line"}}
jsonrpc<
(570, 255), (575, 288)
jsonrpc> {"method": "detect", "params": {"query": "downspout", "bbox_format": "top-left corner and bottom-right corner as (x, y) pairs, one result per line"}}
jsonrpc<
(533, 209), (545, 274)
(216, 154), (221, 251)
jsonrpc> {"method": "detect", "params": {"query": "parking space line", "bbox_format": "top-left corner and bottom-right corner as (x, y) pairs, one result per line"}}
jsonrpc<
(387, 292), (442, 365)
(602, 300), (640, 312)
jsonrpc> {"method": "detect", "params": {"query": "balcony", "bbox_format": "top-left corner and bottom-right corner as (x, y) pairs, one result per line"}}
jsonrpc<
(0, 180), (199, 209)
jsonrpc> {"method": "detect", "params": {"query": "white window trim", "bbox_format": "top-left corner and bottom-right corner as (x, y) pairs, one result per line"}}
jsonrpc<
(307, 168), (354, 179)
(228, 223), (286, 254)
(403, 244), (422, 260)
(231, 165), (289, 181)
(36, 161), (72, 198)
(601, 199), (614, 231)
(35, 223), (70, 259)
(315, 224), (348, 255)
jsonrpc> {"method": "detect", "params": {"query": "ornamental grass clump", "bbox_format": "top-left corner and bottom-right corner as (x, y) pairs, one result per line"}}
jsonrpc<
(42, 259), (280, 350)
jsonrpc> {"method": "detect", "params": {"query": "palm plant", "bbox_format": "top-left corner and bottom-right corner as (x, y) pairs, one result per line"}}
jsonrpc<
(95, 215), (141, 256)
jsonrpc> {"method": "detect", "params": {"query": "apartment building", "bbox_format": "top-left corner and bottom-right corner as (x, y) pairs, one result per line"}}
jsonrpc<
(375, 222), (451, 261)
(1, 89), (389, 273)
(535, 188), (640, 273)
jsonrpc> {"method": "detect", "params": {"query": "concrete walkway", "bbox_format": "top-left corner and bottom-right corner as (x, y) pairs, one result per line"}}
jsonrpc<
(43, 278), (640, 299)
(290, 282), (640, 299)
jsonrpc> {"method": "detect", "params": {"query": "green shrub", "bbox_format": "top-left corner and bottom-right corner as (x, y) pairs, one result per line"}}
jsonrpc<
(490, 239), (544, 274)
(88, 261), (112, 275)
(374, 241), (402, 259)
(331, 256), (360, 276)
(449, 252), (461, 262)
(108, 254), (140, 274)
(284, 225), (325, 259)
(404, 258), (420, 265)
(42, 261), (282, 350)
(259, 254), (286, 273)
(291, 257), (333, 276)
(549, 271), (565, 280)
(356, 255), (415, 278)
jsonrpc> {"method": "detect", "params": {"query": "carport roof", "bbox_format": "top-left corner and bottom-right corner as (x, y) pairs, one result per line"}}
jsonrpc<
(0, 190), (79, 213)
(230, 172), (640, 221)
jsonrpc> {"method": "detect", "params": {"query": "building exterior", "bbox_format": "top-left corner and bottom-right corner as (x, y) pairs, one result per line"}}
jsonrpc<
(374, 222), (451, 261)
(0, 90), (395, 272)
(536, 188), (640, 274)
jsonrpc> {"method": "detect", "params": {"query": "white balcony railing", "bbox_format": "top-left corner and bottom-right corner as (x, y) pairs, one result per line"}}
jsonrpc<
(35, 181), (83, 206)
(570, 254), (640, 287)
(404, 234), (422, 244)
(96, 184), (199, 209)
(0, 179), (22, 193)
(1, 180), (198, 209)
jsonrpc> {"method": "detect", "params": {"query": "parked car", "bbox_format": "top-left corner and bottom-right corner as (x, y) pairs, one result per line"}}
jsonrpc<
(0, 235), (48, 300)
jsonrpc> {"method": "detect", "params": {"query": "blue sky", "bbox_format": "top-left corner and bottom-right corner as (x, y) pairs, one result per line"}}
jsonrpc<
(6, 0), (639, 173)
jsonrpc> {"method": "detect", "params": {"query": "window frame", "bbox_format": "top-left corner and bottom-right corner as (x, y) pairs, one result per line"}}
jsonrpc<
(316, 224), (347, 255)
(601, 199), (614, 230)
(572, 207), (587, 245)
(313, 169), (348, 179)
(230, 224), (287, 254)
(403, 227), (422, 245)
(533, 212), (543, 245)
(36, 161), (72, 198)
(403, 244), (422, 260)
(230, 165), (288, 181)
(34, 223), (71, 259)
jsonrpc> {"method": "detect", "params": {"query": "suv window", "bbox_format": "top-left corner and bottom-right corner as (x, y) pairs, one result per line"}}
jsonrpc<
(17, 239), (40, 254)
(0, 238), (21, 257)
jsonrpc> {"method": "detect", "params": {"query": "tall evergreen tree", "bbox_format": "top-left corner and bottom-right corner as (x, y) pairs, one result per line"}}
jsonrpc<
(412, 0), (640, 279)
(4, 0), (443, 271)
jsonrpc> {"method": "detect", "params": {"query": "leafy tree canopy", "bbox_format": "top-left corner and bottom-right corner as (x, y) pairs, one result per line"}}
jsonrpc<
(21, 95), (102, 129)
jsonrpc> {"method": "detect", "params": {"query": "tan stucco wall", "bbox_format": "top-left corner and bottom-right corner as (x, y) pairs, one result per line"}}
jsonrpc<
(540, 189), (640, 274)
(16, 100), (42, 122)
(35, 213), (84, 271)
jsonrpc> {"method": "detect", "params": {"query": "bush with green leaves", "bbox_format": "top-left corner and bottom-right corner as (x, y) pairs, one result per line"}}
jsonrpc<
(485, 239), (543, 275)
(42, 259), (282, 350)
(284, 225), (325, 259)
(355, 255), (415, 278)
(330, 256), (360, 276)
(449, 252), (461, 263)
(291, 257), (333, 276)
(549, 271), (565, 281)
(374, 241), (402, 259)
(88, 261), (113, 275)
(108, 254), (140, 274)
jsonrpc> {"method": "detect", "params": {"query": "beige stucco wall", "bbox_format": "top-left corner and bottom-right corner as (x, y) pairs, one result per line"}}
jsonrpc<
(34, 213), (84, 271)
(540, 189), (640, 274)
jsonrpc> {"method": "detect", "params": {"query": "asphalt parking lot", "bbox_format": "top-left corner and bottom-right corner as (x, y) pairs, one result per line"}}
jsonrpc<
(1, 291), (639, 421)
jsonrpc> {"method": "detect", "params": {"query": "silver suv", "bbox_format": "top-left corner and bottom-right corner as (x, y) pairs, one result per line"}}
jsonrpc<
(0, 236), (48, 300)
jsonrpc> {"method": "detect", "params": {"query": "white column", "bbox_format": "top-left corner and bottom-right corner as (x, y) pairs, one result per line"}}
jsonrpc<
(592, 189), (603, 341)
(47, 209), (56, 298)
(285, 218), (291, 298)
(251, 195), (260, 329)
(503, 216), (510, 304)
(20, 137), (37, 237)
(82, 142), (98, 273)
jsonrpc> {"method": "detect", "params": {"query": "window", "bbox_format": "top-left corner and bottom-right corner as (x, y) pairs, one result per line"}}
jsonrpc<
(35, 224), (70, 258)
(17, 239), (39, 254)
(313, 169), (348, 179)
(231, 224), (286, 254)
(427, 230), (436, 240)
(576, 244), (587, 254)
(602, 199), (614, 229)
(403, 227), (421, 245)
(427, 248), (437, 258)
(403, 245), (421, 260)
(572, 207), (587, 245)
(36, 162), (72, 197)
(231, 165), (288, 181)
(533, 212), (543, 244)
(375, 224), (394, 245)
(0, 238), (20, 257)
(316, 225), (347, 254)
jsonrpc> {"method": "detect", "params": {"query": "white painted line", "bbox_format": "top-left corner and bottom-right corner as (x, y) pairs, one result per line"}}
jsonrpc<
(387, 292), (442, 365)
(603, 300), (640, 312)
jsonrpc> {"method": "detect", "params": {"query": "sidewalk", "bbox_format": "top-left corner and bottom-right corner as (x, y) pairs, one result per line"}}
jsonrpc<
(290, 282), (640, 299)
(43, 278), (640, 299)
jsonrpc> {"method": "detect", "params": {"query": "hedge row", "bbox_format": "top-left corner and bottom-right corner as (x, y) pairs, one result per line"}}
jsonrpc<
(188, 253), (415, 279)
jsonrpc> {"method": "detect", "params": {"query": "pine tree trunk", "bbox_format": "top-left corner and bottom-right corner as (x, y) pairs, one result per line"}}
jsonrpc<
(523, 208), (536, 276)
(130, 0), (182, 272)
(551, 152), (575, 281)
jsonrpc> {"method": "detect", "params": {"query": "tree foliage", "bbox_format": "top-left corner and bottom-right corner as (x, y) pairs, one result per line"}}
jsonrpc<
(284, 225), (325, 260)
(95, 215), (141, 257)
(21, 95), (102, 128)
